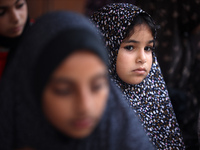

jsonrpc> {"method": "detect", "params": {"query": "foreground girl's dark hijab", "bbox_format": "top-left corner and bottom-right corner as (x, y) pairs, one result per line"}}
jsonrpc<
(91, 3), (185, 149)
(0, 11), (154, 150)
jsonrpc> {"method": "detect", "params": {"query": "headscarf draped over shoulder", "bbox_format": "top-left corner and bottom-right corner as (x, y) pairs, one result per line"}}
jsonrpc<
(91, 3), (185, 149)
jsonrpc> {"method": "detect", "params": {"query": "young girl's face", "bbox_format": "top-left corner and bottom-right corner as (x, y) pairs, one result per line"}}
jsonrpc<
(42, 51), (109, 139)
(116, 24), (154, 84)
(0, 0), (28, 38)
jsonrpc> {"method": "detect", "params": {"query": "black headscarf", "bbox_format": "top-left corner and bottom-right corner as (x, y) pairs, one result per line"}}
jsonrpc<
(0, 16), (32, 78)
(91, 3), (185, 149)
(0, 11), (154, 150)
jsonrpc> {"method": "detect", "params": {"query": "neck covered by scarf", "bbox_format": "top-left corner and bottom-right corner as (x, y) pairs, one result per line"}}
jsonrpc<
(91, 3), (185, 149)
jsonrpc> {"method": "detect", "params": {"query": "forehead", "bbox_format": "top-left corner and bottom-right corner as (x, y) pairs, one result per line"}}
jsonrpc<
(0, 0), (18, 6)
(52, 51), (106, 78)
(128, 24), (153, 38)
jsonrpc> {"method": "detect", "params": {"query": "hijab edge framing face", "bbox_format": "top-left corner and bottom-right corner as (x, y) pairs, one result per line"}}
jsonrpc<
(33, 25), (110, 139)
(42, 49), (109, 139)
(91, 3), (157, 86)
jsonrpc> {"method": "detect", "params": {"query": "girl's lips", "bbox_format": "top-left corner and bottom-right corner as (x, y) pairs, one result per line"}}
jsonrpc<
(132, 68), (146, 75)
(71, 118), (94, 129)
(11, 26), (23, 33)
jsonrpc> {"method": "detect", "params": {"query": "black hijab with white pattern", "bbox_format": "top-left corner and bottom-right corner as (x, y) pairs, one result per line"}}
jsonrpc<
(91, 3), (185, 149)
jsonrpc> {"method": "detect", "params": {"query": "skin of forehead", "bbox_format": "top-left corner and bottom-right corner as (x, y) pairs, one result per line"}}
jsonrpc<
(0, 0), (21, 8)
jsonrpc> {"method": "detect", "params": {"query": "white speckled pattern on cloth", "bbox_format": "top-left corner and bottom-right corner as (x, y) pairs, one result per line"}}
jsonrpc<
(91, 3), (185, 149)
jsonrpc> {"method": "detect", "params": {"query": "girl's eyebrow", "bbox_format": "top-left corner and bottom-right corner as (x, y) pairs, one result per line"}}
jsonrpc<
(123, 40), (139, 43)
(123, 39), (154, 44)
(49, 73), (108, 88)
(90, 72), (108, 83)
(15, 0), (21, 4)
(50, 77), (74, 86)
(0, 0), (20, 8)
(148, 40), (154, 44)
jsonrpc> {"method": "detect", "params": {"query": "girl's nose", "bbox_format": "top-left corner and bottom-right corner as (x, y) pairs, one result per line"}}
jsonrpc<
(136, 49), (147, 64)
(10, 9), (20, 24)
(76, 88), (92, 115)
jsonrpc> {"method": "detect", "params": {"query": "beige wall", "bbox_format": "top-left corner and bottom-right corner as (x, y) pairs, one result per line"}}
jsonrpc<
(27, 0), (87, 19)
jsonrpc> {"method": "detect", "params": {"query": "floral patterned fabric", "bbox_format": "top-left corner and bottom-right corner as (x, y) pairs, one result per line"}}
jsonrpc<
(91, 3), (185, 149)
(85, 0), (133, 16)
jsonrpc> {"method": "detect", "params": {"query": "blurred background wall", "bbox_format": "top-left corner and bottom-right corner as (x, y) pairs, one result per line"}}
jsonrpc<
(27, 0), (87, 19)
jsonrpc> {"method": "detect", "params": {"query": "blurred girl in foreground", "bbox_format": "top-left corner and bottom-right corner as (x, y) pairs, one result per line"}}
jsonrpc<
(0, 11), (154, 150)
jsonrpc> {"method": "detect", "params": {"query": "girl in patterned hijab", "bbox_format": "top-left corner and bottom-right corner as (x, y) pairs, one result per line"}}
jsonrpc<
(91, 3), (185, 149)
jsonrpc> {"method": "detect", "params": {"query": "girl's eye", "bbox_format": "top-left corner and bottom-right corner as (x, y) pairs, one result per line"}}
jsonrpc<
(16, 3), (25, 9)
(0, 10), (6, 16)
(92, 84), (104, 92)
(91, 81), (108, 93)
(52, 88), (72, 96)
(144, 46), (154, 52)
(124, 45), (134, 51)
